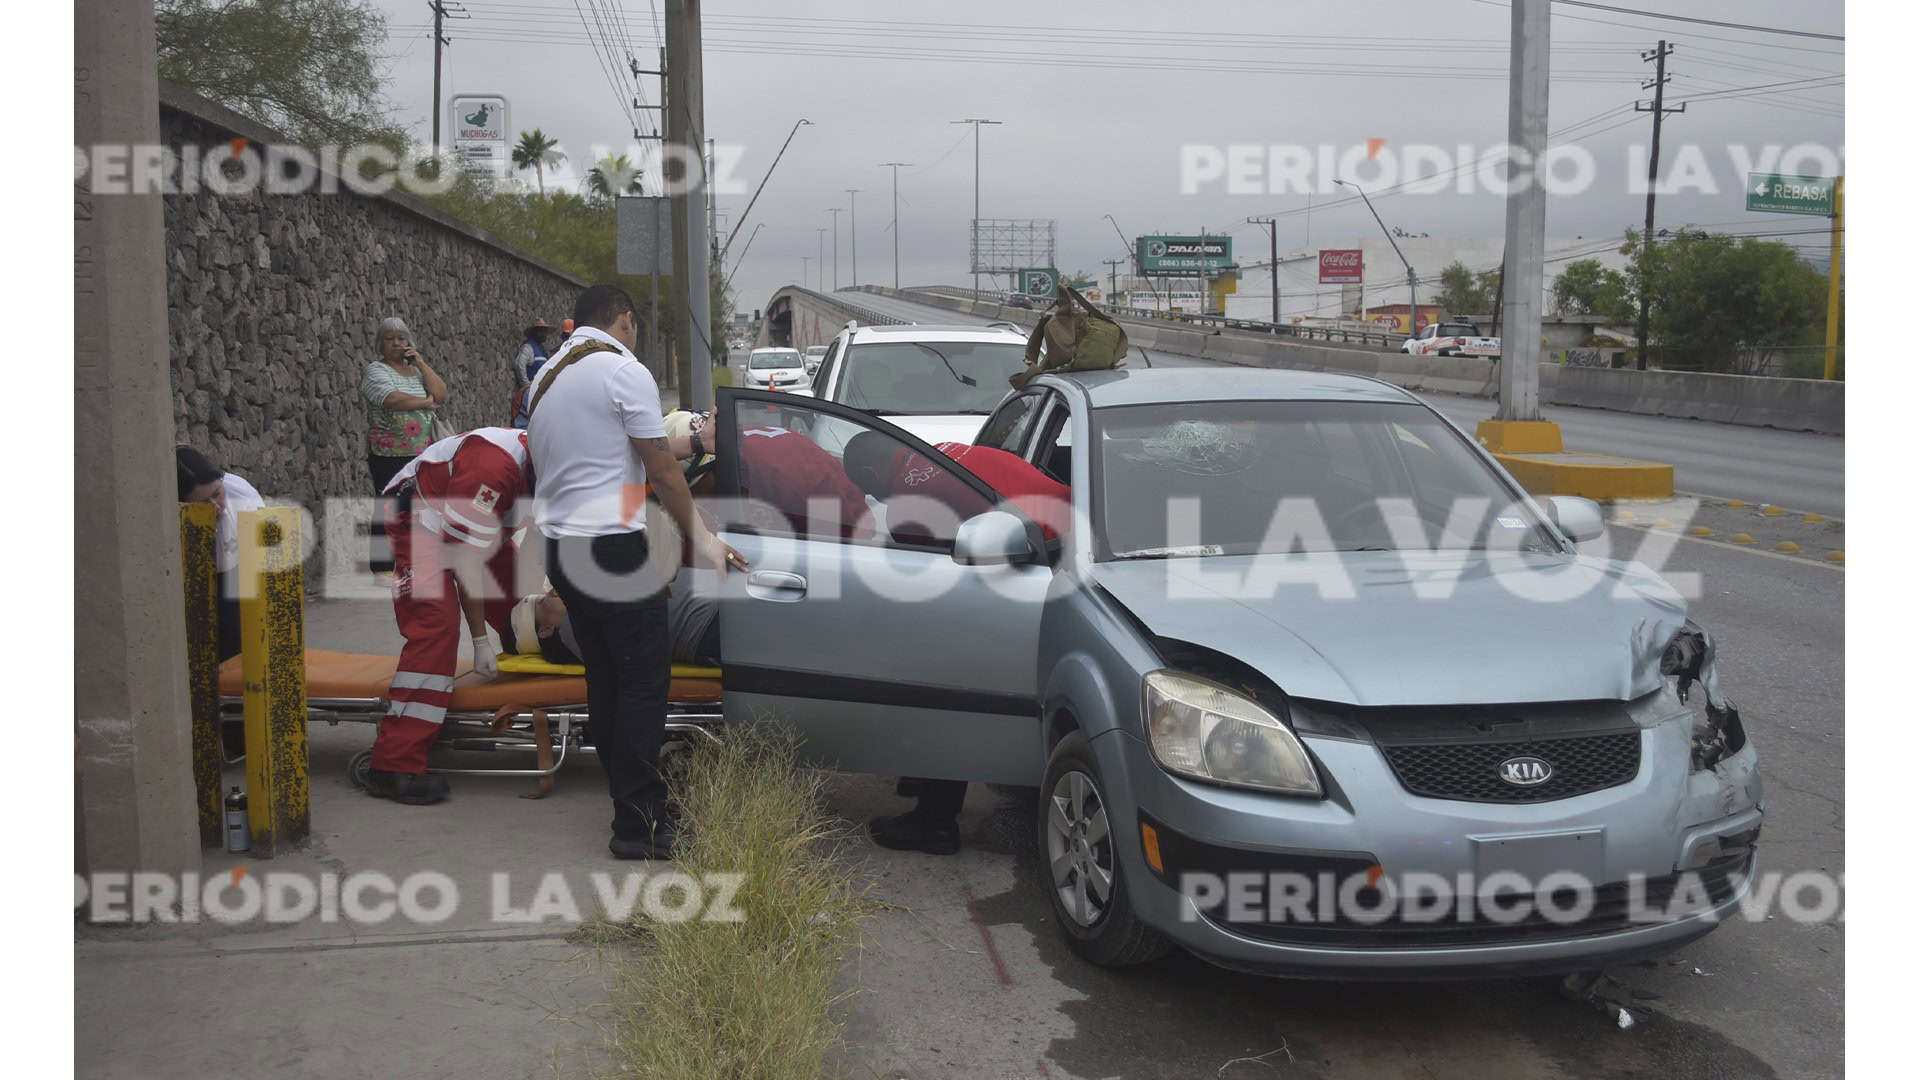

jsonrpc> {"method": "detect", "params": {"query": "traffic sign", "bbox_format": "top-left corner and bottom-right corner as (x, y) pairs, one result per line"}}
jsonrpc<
(1746, 173), (1835, 216)
(1135, 235), (1233, 274)
(1018, 268), (1058, 299)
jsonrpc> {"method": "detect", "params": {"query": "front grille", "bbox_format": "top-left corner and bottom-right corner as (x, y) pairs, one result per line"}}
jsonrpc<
(1379, 731), (1641, 803)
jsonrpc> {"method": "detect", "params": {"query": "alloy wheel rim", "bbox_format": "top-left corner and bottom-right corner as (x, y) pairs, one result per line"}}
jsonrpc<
(1046, 769), (1114, 928)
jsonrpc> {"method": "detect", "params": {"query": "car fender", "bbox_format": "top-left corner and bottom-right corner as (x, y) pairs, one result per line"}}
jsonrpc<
(1038, 574), (1164, 748)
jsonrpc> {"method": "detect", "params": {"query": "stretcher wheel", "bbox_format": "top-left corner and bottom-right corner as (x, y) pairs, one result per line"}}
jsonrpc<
(347, 749), (373, 790)
(659, 738), (694, 786)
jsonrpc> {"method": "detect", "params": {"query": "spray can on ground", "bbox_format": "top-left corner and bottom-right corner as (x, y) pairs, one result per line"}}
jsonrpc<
(224, 787), (249, 854)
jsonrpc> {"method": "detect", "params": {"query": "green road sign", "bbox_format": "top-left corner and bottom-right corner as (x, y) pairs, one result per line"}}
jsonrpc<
(1746, 173), (1835, 216)
(1136, 235), (1233, 273)
(1019, 268), (1059, 298)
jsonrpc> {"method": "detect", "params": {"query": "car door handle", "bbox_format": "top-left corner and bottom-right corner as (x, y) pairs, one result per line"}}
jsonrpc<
(745, 570), (807, 601)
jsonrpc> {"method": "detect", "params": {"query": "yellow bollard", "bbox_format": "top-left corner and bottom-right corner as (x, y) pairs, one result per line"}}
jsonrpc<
(237, 507), (310, 856)
(180, 503), (224, 848)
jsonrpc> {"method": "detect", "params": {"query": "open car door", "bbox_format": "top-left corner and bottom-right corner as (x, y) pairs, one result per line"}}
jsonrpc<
(710, 387), (1055, 786)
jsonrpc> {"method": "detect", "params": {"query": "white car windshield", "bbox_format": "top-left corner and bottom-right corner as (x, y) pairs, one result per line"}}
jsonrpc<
(835, 340), (1028, 415)
(750, 351), (802, 370)
(1096, 400), (1557, 558)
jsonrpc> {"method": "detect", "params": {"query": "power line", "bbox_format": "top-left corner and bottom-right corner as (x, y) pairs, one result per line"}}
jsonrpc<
(1552, 2), (1844, 42)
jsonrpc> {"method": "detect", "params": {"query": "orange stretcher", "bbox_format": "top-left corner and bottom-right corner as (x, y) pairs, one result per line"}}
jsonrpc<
(218, 650), (724, 797)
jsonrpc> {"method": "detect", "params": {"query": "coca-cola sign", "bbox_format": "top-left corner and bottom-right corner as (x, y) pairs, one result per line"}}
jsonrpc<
(1319, 248), (1363, 284)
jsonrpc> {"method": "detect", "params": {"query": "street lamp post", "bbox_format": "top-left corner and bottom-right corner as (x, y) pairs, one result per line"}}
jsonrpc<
(825, 207), (842, 290)
(1334, 178), (1418, 336)
(723, 118), (809, 259)
(880, 162), (910, 289)
(1104, 213), (1160, 309)
(845, 189), (861, 287)
(952, 118), (1001, 297)
(815, 227), (827, 290)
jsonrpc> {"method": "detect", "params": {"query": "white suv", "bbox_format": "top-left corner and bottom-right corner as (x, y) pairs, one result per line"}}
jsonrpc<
(805, 321), (1031, 446)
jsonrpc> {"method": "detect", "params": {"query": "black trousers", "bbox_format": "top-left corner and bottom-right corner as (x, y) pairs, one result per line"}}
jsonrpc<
(547, 531), (673, 841)
(914, 780), (968, 827)
(368, 454), (415, 573)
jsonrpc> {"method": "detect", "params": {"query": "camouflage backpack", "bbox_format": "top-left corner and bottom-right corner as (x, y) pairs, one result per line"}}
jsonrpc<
(1009, 284), (1129, 390)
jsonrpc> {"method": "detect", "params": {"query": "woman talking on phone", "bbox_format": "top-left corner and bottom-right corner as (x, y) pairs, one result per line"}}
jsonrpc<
(362, 316), (449, 579)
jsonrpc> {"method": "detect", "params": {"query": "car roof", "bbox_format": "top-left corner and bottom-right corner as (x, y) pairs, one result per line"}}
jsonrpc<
(1036, 366), (1421, 408)
(844, 323), (1025, 343)
(750, 346), (800, 353)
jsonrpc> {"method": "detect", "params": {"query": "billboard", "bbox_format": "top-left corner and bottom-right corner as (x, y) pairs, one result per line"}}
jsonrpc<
(1018, 268), (1059, 299)
(1136, 235), (1232, 274)
(448, 93), (510, 176)
(1319, 249), (1363, 284)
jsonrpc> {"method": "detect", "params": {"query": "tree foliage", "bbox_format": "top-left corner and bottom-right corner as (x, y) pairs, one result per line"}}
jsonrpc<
(1550, 259), (1628, 318)
(511, 129), (565, 197)
(588, 154), (646, 198)
(1616, 228), (1830, 373)
(155, 0), (401, 145)
(1431, 260), (1500, 316)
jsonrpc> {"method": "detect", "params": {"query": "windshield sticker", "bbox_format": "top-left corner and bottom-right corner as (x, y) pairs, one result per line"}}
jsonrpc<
(1497, 516), (1526, 528)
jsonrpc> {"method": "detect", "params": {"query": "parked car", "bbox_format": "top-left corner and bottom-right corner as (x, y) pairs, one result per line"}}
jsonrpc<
(1007, 294), (1036, 310)
(706, 367), (1761, 977)
(805, 321), (1031, 447)
(1402, 318), (1501, 357)
(803, 345), (828, 375)
(743, 347), (810, 392)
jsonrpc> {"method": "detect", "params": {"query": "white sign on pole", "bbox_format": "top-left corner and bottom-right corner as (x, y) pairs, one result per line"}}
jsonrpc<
(448, 93), (510, 177)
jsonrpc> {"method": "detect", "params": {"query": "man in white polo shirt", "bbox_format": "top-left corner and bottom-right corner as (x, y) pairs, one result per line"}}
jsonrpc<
(527, 284), (745, 860)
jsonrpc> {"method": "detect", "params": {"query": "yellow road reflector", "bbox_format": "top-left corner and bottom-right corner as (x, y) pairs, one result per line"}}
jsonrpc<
(1652, 518), (1674, 528)
(1731, 533), (1755, 545)
(1826, 551), (1845, 564)
(1690, 526), (1713, 537)
(1776, 541), (1801, 554)
(1616, 510), (1638, 522)
(1803, 513), (1824, 523)
(1761, 505), (1783, 516)
(1726, 500), (1745, 508)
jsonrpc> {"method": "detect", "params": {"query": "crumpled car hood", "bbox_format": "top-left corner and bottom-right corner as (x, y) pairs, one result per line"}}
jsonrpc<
(1090, 551), (1690, 707)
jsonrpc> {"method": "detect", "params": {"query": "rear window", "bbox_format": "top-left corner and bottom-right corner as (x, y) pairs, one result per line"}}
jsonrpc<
(750, 351), (802, 370)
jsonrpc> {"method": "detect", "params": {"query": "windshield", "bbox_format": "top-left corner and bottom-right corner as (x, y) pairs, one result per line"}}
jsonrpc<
(805, 346), (828, 357)
(1095, 400), (1558, 559)
(835, 340), (1028, 415)
(750, 351), (802, 370)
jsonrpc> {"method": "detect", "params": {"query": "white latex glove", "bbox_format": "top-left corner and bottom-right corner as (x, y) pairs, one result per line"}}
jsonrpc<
(472, 629), (500, 680)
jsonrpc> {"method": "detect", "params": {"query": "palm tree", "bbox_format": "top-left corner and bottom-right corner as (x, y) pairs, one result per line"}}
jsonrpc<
(511, 129), (565, 196)
(587, 153), (645, 198)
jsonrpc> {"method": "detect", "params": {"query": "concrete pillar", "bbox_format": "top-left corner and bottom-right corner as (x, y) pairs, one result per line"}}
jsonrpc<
(75, 0), (201, 878)
(1494, 0), (1550, 422)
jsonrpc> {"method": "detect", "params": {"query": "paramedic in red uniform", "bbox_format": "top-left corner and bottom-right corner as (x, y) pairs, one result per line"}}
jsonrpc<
(842, 433), (1072, 854)
(735, 422), (875, 538)
(365, 427), (531, 804)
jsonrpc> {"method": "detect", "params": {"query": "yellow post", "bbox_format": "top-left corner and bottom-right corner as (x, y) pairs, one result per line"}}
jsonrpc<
(180, 502), (223, 848)
(1824, 176), (1843, 380)
(237, 507), (310, 856)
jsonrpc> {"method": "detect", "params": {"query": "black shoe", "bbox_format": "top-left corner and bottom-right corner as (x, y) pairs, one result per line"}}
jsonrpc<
(609, 827), (681, 861)
(365, 769), (450, 805)
(869, 813), (960, 856)
(895, 777), (926, 799)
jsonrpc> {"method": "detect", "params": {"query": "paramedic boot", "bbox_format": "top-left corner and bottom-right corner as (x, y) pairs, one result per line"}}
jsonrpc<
(365, 769), (450, 805)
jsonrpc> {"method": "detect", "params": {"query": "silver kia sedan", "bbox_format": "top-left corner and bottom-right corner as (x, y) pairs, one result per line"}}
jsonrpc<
(706, 367), (1762, 977)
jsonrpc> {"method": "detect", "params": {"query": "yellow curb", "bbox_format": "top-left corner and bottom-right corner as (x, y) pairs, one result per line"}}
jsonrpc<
(1826, 550), (1844, 563)
(1690, 526), (1713, 537)
(1731, 533), (1755, 545)
(1761, 505), (1783, 516)
(1803, 513), (1824, 523)
(1475, 419), (1565, 454)
(1776, 541), (1801, 554)
(1488, 451), (1675, 500)
(1726, 500), (1746, 508)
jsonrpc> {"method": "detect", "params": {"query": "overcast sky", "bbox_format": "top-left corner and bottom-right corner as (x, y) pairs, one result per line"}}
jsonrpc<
(369, 0), (1844, 313)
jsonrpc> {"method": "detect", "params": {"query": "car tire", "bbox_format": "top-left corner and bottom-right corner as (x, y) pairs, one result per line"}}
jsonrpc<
(1039, 729), (1171, 967)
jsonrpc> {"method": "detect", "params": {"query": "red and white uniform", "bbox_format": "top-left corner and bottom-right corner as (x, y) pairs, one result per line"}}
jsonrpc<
(372, 428), (531, 774)
(739, 425), (874, 538)
(889, 442), (1072, 541)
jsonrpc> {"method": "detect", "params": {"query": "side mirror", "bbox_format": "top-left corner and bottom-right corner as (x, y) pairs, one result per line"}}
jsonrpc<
(952, 510), (1037, 566)
(1544, 495), (1605, 543)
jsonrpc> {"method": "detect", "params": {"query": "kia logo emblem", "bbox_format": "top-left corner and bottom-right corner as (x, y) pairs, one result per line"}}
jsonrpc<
(1498, 756), (1553, 786)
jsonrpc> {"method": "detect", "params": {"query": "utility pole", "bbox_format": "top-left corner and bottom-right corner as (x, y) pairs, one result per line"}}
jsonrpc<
(1493, 0), (1549, 422)
(952, 118), (1001, 296)
(1335, 180), (1417, 342)
(880, 162), (910, 289)
(636, 47), (666, 386)
(1247, 216), (1279, 324)
(1104, 213), (1160, 309)
(725, 119), (810, 258)
(1102, 258), (1124, 298)
(426, 2), (466, 155)
(665, 0), (715, 409)
(708, 137), (720, 262)
(825, 207), (842, 290)
(815, 227), (827, 290)
(1634, 40), (1682, 370)
(801, 255), (810, 289)
(846, 189), (861, 287)
(1825, 175), (1844, 380)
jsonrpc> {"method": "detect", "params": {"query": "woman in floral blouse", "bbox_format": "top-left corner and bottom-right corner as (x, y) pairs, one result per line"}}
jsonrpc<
(363, 316), (449, 578)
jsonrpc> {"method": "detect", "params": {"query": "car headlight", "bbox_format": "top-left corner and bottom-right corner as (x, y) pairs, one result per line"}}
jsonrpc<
(1143, 671), (1321, 796)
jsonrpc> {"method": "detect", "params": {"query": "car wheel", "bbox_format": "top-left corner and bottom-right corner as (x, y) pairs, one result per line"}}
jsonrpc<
(1039, 729), (1171, 967)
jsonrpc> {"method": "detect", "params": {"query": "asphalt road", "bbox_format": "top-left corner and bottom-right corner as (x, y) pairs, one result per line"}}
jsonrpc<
(826, 289), (1847, 517)
(835, 526), (1844, 1079)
